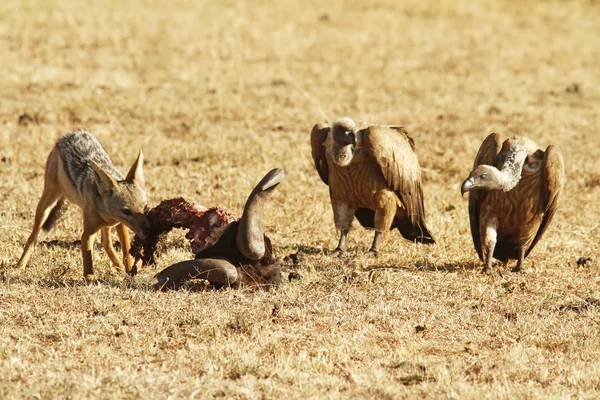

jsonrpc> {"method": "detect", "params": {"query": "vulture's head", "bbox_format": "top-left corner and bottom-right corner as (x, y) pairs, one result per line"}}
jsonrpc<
(328, 117), (358, 167)
(461, 165), (507, 195)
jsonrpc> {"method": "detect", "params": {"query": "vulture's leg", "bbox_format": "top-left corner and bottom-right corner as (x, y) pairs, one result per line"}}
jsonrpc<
(511, 248), (525, 273)
(367, 195), (394, 256)
(367, 231), (382, 256)
(154, 257), (238, 290)
(332, 203), (355, 256)
(480, 207), (498, 275)
(333, 229), (349, 256)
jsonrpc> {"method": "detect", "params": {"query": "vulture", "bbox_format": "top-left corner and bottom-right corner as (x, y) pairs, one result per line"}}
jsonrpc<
(153, 168), (284, 290)
(311, 117), (435, 255)
(461, 133), (564, 273)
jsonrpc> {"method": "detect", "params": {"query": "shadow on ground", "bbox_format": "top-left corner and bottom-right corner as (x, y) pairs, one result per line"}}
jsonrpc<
(40, 239), (123, 251)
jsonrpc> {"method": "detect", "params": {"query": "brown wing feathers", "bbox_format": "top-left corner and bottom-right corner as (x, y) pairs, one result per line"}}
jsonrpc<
(310, 123), (330, 185)
(468, 133), (503, 260)
(363, 126), (434, 243)
(525, 145), (564, 257)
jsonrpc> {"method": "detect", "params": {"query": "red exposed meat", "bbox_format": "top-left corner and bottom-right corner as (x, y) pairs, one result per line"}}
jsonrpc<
(130, 197), (237, 266)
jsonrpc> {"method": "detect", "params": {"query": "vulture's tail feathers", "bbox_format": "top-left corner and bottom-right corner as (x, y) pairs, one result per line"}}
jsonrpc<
(354, 208), (435, 244)
(395, 218), (435, 245)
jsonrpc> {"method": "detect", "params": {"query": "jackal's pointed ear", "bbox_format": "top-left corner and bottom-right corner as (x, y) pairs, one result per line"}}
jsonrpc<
(126, 150), (145, 186)
(91, 162), (118, 198)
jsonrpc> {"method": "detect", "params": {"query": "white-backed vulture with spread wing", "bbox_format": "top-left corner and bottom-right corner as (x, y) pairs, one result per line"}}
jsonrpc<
(461, 133), (564, 273)
(311, 117), (435, 255)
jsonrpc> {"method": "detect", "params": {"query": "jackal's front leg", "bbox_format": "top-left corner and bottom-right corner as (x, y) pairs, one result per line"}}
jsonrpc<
(116, 223), (135, 276)
(101, 227), (125, 271)
(82, 219), (101, 281)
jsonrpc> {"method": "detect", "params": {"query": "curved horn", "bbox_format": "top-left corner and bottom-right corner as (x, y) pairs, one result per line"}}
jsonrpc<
(236, 168), (285, 260)
(154, 258), (238, 290)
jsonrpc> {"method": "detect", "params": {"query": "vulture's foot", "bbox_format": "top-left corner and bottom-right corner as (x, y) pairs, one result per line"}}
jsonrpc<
(481, 266), (493, 275)
(510, 265), (527, 273)
(511, 250), (526, 273)
(366, 248), (379, 257)
(332, 248), (347, 257)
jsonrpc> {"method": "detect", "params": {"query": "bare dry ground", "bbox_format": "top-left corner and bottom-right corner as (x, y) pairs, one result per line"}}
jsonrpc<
(1, 0), (600, 398)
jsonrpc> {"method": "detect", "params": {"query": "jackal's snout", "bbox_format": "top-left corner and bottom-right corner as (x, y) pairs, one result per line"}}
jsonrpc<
(137, 215), (152, 239)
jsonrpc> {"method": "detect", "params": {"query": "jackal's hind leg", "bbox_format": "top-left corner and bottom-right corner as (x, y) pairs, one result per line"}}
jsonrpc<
(101, 227), (125, 272)
(115, 223), (134, 276)
(16, 185), (62, 269)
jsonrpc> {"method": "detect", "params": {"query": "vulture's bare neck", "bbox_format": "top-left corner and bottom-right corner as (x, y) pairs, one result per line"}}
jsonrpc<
(495, 145), (530, 192)
(327, 135), (363, 167)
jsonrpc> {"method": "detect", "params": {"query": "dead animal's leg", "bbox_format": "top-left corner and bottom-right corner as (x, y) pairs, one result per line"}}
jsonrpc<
(332, 202), (355, 256)
(511, 247), (525, 273)
(101, 227), (125, 271)
(480, 207), (498, 275)
(367, 231), (382, 257)
(116, 223), (135, 276)
(154, 257), (238, 290)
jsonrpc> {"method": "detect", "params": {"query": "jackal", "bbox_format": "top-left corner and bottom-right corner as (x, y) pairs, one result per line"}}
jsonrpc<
(16, 130), (151, 280)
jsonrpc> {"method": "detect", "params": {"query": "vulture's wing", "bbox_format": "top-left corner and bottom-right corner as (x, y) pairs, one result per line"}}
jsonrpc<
(362, 126), (434, 242)
(310, 122), (330, 185)
(469, 133), (503, 260)
(525, 145), (564, 257)
(388, 126), (415, 151)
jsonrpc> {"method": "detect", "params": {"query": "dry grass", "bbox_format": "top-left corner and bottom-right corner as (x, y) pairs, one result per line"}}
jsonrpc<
(1, 0), (600, 398)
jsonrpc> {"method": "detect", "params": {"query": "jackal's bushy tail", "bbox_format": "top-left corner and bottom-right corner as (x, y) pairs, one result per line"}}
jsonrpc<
(42, 198), (67, 232)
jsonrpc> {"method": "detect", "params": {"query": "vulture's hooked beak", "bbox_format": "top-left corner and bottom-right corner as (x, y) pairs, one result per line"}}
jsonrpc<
(337, 131), (356, 147)
(349, 132), (356, 147)
(461, 177), (474, 196)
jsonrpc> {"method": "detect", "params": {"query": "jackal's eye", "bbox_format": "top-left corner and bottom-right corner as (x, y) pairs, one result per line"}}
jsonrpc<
(121, 208), (133, 216)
